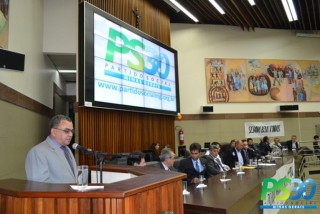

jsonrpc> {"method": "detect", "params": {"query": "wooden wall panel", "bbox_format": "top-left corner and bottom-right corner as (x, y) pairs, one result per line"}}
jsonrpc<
(79, 0), (171, 45)
(78, 107), (175, 165)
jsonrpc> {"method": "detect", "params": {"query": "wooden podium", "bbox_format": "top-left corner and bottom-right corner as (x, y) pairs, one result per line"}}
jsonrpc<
(0, 164), (186, 214)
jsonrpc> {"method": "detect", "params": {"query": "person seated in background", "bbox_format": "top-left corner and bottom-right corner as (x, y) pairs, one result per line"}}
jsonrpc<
(242, 139), (251, 164)
(259, 136), (272, 156)
(225, 140), (247, 168)
(164, 144), (171, 149)
(153, 148), (177, 171)
(269, 137), (282, 153)
(206, 145), (229, 177)
(247, 138), (264, 160)
(230, 139), (236, 148)
(127, 151), (146, 167)
(286, 135), (300, 151)
(150, 142), (160, 161)
(210, 142), (225, 164)
(178, 142), (207, 185)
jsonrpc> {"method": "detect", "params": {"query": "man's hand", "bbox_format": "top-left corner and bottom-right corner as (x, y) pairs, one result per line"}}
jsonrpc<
(192, 177), (199, 183)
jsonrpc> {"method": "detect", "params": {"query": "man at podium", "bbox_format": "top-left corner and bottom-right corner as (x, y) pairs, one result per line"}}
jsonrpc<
(25, 115), (78, 183)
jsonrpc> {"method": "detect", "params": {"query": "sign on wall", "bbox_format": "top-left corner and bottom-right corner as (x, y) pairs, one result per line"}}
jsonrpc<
(245, 121), (285, 138)
(205, 58), (320, 102)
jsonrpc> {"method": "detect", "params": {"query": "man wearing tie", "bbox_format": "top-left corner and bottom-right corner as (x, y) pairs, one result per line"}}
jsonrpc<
(25, 115), (77, 183)
(153, 148), (177, 171)
(206, 145), (229, 177)
(178, 143), (207, 185)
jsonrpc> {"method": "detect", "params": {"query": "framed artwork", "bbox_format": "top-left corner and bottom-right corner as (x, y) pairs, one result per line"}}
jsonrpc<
(205, 58), (320, 102)
(0, 0), (9, 49)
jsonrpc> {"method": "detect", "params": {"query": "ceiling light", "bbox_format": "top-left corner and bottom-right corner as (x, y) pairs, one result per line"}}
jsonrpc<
(167, 0), (199, 22)
(248, 0), (255, 6)
(208, 0), (225, 15)
(59, 70), (77, 73)
(281, 0), (298, 22)
(163, 0), (180, 12)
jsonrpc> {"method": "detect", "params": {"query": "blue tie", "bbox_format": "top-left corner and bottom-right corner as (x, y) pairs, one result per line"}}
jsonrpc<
(195, 161), (200, 172)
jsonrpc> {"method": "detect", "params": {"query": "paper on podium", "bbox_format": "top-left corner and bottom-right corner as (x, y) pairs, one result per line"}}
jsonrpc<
(237, 171), (245, 175)
(70, 185), (104, 191)
(196, 184), (207, 188)
(220, 179), (231, 182)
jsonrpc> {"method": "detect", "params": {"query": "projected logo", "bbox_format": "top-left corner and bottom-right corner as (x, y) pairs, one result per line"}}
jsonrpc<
(105, 28), (172, 80)
(260, 178), (317, 210)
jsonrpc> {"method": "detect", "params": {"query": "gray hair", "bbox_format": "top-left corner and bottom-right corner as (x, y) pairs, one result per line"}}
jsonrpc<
(160, 148), (174, 162)
(209, 145), (218, 151)
(49, 115), (72, 131)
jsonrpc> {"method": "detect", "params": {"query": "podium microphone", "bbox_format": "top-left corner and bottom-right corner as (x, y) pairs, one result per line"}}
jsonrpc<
(72, 143), (92, 154)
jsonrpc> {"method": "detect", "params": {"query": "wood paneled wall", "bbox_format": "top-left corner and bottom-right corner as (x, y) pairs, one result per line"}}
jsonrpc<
(79, 0), (171, 45)
(79, 107), (175, 165)
(77, 0), (173, 165)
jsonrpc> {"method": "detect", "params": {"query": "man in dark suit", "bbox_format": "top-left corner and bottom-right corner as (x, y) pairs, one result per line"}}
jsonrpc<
(178, 142), (207, 185)
(259, 136), (272, 156)
(153, 148), (177, 171)
(286, 135), (300, 151)
(225, 140), (248, 168)
(206, 145), (229, 177)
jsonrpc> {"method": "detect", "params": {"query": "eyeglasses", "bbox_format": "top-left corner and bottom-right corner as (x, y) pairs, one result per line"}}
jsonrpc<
(54, 128), (75, 134)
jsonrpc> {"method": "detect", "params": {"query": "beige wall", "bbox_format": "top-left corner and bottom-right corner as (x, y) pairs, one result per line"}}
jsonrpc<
(170, 24), (320, 114)
(0, 0), (70, 180)
(171, 24), (320, 150)
(174, 117), (320, 152)
(0, 100), (49, 180)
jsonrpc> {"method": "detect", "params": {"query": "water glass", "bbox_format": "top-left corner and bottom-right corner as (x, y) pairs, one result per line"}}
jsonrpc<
(235, 161), (240, 170)
(77, 165), (89, 189)
(249, 159), (253, 165)
(182, 181), (188, 191)
(222, 171), (227, 179)
(199, 175), (204, 184)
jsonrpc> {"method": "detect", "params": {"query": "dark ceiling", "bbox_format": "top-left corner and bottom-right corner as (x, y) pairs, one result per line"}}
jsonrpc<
(168, 0), (320, 33)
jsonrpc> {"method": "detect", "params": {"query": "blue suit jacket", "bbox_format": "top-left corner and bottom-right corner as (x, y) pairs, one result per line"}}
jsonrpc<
(25, 136), (78, 183)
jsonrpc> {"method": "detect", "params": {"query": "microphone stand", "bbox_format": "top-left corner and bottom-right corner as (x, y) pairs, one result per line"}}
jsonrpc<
(80, 150), (139, 184)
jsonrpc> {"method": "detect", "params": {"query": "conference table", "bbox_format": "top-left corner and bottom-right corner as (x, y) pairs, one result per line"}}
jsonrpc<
(183, 155), (294, 214)
(0, 164), (186, 214)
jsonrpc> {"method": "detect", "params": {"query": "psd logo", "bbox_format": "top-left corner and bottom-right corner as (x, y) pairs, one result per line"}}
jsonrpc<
(105, 28), (172, 79)
(261, 178), (316, 201)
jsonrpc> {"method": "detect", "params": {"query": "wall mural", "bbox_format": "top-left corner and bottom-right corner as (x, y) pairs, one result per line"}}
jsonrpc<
(205, 58), (320, 103)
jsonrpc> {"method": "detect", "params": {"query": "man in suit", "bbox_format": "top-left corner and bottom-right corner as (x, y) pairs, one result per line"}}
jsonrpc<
(259, 136), (272, 156)
(25, 115), (78, 183)
(153, 148), (177, 171)
(127, 151), (146, 166)
(242, 139), (252, 163)
(225, 140), (248, 168)
(206, 145), (229, 177)
(286, 135), (300, 151)
(178, 142), (207, 185)
(269, 137), (282, 153)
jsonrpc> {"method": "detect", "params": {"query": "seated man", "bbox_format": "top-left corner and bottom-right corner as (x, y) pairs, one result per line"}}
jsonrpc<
(259, 136), (272, 156)
(247, 138), (264, 159)
(206, 145), (229, 177)
(178, 142), (207, 185)
(269, 137), (282, 153)
(286, 135), (300, 151)
(242, 139), (252, 163)
(153, 148), (177, 171)
(127, 151), (146, 166)
(225, 140), (247, 168)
